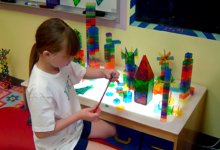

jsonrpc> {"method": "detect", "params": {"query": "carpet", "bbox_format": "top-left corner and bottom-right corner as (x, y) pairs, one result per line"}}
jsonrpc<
(0, 81), (25, 109)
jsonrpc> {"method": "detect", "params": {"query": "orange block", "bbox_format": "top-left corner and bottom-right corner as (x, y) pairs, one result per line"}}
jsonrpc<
(179, 91), (190, 99)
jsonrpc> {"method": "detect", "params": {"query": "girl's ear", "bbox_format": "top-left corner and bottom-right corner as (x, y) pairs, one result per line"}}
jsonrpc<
(42, 50), (51, 57)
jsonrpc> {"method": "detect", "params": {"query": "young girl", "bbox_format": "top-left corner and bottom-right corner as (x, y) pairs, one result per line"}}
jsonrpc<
(26, 18), (120, 150)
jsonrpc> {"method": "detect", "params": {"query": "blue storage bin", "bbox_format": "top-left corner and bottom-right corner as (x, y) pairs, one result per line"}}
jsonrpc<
(141, 134), (173, 150)
(105, 124), (142, 150)
(46, 0), (59, 8)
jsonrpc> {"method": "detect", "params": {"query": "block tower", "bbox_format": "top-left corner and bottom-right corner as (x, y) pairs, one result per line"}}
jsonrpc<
(179, 52), (193, 100)
(121, 48), (138, 89)
(104, 32), (121, 69)
(134, 55), (154, 105)
(86, 2), (100, 68)
(157, 50), (174, 81)
(154, 50), (174, 95)
(161, 68), (172, 122)
(73, 30), (85, 66)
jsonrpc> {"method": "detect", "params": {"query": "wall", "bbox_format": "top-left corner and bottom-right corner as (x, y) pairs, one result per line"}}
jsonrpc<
(1, 2), (220, 138)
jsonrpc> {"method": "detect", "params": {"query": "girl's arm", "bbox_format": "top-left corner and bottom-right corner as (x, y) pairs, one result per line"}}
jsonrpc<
(84, 68), (120, 82)
(34, 107), (101, 139)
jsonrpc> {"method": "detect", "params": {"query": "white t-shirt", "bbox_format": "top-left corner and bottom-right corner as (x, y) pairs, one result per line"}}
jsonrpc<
(26, 62), (86, 150)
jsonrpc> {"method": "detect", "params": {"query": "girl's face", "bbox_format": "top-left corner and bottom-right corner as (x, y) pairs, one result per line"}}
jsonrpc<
(48, 40), (73, 68)
(49, 49), (73, 68)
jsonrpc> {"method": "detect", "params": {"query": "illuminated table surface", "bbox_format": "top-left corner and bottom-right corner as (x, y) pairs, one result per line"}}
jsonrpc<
(75, 78), (207, 150)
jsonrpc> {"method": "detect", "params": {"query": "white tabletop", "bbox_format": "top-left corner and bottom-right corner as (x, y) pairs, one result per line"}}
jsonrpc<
(75, 78), (207, 135)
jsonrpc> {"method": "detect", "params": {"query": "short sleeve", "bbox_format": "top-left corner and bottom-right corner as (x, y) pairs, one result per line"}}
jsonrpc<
(28, 96), (56, 132)
(69, 62), (86, 85)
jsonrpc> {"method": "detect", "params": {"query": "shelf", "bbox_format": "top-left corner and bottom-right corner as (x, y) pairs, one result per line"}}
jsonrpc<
(0, 0), (127, 30)
(55, 5), (118, 21)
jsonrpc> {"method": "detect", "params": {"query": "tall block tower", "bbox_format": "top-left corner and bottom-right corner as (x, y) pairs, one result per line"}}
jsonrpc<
(86, 2), (100, 68)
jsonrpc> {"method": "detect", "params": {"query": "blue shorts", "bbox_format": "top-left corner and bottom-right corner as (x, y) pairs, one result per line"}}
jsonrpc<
(74, 121), (91, 150)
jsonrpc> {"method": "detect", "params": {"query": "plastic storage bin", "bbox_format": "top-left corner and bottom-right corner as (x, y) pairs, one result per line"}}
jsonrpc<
(141, 133), (173, 150)
(106, 124), (142, 150)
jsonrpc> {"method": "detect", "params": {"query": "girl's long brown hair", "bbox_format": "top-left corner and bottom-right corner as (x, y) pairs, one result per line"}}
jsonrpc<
(29, 18), (80, 76)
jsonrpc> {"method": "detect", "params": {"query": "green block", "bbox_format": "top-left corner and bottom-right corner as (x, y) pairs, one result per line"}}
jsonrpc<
(73, 0), (80, 6)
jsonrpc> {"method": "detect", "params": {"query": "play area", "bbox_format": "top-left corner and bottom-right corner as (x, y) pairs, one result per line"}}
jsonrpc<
(0, 1), (209, 150)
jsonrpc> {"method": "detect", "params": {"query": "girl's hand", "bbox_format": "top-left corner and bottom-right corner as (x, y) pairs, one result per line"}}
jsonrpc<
(78, 107), (101, 122)
(102, 69), (120, 83)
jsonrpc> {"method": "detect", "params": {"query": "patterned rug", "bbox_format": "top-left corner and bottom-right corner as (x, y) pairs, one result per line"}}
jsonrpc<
(0, 81), (25, 109)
